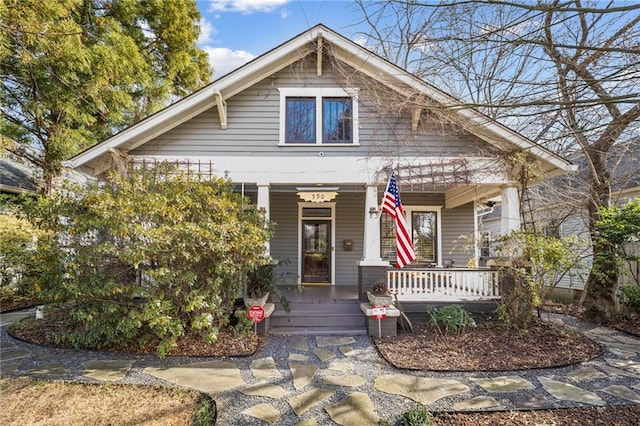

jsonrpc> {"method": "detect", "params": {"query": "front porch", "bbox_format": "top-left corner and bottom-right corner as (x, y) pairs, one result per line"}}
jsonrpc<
(268, 268), (501, 335)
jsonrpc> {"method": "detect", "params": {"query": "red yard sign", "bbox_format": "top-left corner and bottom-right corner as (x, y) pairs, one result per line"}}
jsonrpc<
(247, 305), (265, 323)
(371, 305), (387, 320)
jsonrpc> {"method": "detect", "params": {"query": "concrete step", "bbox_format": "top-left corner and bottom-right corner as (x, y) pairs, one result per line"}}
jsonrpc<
(268, 326), (367, 336)
(269, 299), (365, 333)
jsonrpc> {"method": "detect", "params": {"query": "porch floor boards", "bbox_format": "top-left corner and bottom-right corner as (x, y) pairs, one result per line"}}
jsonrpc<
(269, 285), (367, 336)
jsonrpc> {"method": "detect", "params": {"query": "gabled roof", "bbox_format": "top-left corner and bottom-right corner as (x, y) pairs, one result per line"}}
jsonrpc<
(65, 24), (574, 177)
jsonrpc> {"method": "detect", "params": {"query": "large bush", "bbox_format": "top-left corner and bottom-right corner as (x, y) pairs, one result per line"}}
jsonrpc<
(0, 204), (47, 305)
(26, 164), (273, 356)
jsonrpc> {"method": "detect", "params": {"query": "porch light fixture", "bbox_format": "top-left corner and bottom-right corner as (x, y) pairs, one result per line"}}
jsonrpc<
(369, 207), (381, 217)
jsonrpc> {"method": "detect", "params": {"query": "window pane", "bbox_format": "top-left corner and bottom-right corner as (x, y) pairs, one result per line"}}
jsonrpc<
(412, 212), (437, 262)
(286, 98), (315, 143)
(380, 214), (396, 260)
(322, 97), (352, 143)
(302, 208), (332, 218)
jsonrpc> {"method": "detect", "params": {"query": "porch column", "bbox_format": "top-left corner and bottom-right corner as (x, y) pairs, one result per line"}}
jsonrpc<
(257, 182), (271, 255)
(359, 183), (386, 265)
(501, 185), (520, 235)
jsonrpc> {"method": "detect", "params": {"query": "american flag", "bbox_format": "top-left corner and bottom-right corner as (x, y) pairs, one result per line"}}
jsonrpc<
(381, 172), (416, 268)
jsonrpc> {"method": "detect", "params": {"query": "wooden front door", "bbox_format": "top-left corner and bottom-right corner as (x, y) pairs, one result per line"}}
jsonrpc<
(302, 220), (331, 283)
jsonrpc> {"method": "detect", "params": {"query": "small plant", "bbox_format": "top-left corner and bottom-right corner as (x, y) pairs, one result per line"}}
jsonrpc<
(620, 284), (640, 312)
(426, 304), (476, 343)
(372, 280), (390, 296)
(402, 403), (432, 426)
(193, 394), (217, 425)
(232, 311), (255, 337)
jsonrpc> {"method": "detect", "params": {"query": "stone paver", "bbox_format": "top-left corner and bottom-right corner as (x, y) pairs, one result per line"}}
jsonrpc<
(289, 362), (319, 390)
(313, 348), (336, 362)
(471, 376), (534, 393)
(567, 366), (607, 382)
(288, 388), (334, 416)
(1, 347), (31, 362)
(601, 364), (640, 379)
(453, 396), (501, 411)
(251, 356), (282, 379)
(325, 392), (379, 426)
(144, 360), (243, 394)
(0, 362), (21, 375)
(375, 374), (470, 405)
(289, 353), (310, 362)
(605, 358), (640, 373)
(327, 361), (352, 371)
(601, 385), (640, 403)
(295, 418), (318, 425)
(339, 346), (355, 356)
(240, 380), (289, 399)
(24, 363), (67, 377)
(322, 374), (365, 387)
(316, 336), (355, 347)
(82, 359), (134, 382)
(289, 337), (309, 352)
(539, 376), (605, 405)
(242, 403), (282, 425)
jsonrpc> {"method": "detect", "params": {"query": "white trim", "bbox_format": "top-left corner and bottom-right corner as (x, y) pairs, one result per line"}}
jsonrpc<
(66, 24), (574, 178)
(298, 202), (336, 285)
(382, 205), (443, 266)
(278, 87), (359, 146)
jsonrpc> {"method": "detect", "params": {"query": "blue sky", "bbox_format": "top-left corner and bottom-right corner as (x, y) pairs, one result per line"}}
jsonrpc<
(194, 0), (365, 78)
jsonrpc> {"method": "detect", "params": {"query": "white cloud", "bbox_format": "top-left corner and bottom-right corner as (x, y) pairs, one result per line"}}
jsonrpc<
(198, 18), (216, 44)
(209, 0), (289, 14)
(280, 8), (290, 19)
(204, 46), (256, 78)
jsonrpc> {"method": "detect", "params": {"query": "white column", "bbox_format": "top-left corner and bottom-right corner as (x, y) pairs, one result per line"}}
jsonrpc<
(359, 184), (387, 266)
(257, 183), (271, 255)
(501, 186), (521, 235)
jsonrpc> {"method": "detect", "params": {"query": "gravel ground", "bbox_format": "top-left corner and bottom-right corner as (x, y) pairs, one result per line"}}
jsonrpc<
(3, 311), (640, 425)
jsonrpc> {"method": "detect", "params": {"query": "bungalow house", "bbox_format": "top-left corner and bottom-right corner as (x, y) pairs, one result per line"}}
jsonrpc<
(65, 25), (574, 333)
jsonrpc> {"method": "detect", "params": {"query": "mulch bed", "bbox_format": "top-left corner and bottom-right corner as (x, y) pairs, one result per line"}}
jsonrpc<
(374, 318), (604, 371)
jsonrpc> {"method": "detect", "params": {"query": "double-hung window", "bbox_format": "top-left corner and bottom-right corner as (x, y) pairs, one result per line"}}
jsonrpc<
(279, 88), (359, 145)
(381, 207), (442, 266)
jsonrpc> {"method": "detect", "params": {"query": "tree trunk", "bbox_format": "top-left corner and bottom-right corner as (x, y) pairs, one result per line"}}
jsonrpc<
(582, 151), (617, 323)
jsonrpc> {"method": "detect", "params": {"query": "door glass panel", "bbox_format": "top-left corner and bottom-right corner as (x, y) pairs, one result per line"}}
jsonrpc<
(302, 220), (330, 283)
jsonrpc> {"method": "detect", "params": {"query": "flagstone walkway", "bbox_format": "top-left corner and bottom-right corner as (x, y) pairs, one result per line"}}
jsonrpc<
(2, 309), (640, 425)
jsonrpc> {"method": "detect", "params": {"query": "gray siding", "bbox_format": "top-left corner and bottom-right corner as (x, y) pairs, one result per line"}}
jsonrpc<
(335, 192), (365, 285)
(132, 57), (489, 159)
(269, 192), (300, 283)
(441, 202), (475, 267)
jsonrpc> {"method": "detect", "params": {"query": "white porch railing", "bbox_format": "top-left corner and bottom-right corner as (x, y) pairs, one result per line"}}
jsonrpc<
(387, 268), (500, 301)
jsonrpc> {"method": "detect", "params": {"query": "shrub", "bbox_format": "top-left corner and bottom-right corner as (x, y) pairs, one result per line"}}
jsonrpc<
(402, 403), (432, 426)
(25, 163), (273, 356)
(620, 284), (640, 312)
(0, 207), (47, 301)
(426, 304), (475, 342)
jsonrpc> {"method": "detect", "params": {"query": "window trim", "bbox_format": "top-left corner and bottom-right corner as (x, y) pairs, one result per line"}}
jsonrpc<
(279, 88), (359, 146)
(380, 205), (443, 266)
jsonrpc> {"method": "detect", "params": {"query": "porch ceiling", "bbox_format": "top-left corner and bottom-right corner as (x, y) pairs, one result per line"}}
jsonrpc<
(445, 184), (502, 209)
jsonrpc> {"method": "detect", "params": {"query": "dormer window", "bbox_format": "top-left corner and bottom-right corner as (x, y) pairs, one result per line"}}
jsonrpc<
(279, 88), (359, 145)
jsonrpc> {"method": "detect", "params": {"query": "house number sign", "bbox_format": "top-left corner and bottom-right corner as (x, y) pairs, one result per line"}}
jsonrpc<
(296, 191), (338, 203)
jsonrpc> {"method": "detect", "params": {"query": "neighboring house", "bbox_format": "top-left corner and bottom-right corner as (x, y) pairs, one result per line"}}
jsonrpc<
(481, 143), (640, 303)
(64, 25), (575, 307)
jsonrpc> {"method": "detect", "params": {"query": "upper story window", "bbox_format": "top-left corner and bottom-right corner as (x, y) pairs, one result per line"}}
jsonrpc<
(279, 88), (359, 145)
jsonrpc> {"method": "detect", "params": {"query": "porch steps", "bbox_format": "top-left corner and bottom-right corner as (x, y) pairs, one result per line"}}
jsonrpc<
(269, 299), (367, 336)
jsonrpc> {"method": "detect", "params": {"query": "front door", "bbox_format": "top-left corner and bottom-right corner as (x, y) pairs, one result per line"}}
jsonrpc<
(302, 220), (331, 283)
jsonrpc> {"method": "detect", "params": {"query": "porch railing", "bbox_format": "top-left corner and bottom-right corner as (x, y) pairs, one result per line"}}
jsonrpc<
(387, 268), (500, 301)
